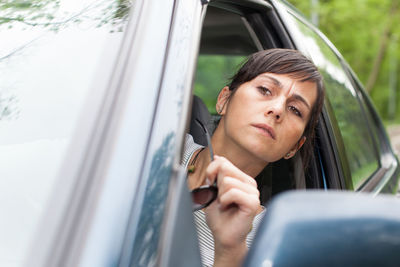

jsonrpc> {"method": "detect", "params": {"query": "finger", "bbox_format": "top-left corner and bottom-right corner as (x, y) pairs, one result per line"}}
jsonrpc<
(216, 156), (257, 186)
(206, 156), (257, 186)
(218, 176), (259, 197)
(205, 159), (221, 184)
(219, 188), (260, 213)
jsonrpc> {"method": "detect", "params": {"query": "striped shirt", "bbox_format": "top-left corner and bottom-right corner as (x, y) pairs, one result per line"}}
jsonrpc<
(182, 134), (266, 267)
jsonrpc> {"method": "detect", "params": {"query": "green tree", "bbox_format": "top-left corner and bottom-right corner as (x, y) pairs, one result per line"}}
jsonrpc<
(289, 0), (400, 122)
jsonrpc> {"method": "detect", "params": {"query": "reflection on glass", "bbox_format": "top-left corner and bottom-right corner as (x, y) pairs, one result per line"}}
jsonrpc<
(0, 0), (132, 266)
(131, 133), (175, 266)
(289, 15), (379, 189)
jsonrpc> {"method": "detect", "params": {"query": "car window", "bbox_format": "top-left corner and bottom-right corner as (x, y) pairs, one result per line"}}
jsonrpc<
(192, 4), (311, 207)
(285, 13), (380, 189)
(0, 0), (132, 265)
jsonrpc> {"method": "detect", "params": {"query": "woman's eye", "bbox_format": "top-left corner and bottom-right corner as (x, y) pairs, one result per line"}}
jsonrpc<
(258, 86), (272, 96)
(289, 106), (302, 118)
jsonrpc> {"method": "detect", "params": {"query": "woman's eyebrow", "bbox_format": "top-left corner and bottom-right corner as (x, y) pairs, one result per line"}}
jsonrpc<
(292, 94), (311, 110)
(260, 74), (283, 88)
(260, 74), (311, 110)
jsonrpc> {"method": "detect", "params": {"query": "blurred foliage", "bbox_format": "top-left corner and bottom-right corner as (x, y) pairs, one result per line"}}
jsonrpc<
(322, 69), (379, 187)
(194, 55), (246, 114)
(288, 0), (400, 122)
(0, 0), (60, 27)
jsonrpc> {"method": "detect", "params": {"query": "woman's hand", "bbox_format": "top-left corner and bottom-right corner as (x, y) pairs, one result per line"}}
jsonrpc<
(204, 155), (260, 267)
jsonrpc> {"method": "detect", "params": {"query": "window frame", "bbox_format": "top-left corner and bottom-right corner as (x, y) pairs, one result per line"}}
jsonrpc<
(142, 0), (206, 266)
(195, 0), (328, 200)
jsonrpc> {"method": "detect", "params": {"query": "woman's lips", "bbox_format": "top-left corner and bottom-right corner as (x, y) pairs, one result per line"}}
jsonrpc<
(252, 123), (276, 140)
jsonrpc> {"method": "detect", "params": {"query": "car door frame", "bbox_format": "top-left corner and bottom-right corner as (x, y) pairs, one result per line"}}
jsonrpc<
(118, 0), (206, 266)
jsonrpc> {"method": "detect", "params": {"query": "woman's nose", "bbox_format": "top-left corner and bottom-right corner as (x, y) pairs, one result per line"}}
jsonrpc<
(264, 99), (284, 121)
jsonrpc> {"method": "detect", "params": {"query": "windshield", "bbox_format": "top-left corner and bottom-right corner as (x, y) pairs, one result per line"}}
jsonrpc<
(0, 0), (131, 265)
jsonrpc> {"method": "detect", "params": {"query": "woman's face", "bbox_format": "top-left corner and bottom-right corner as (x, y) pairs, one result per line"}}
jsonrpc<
(217, 72), (318, 163)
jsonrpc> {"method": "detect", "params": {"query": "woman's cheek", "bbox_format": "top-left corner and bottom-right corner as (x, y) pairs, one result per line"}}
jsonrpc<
(284, 122), (304, 144)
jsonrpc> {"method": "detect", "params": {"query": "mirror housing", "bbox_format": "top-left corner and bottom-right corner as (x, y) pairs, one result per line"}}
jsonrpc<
(245, 191), (400, 267)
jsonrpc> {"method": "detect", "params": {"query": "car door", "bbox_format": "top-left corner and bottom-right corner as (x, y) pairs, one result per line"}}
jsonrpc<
(10, 0), (205, 266)
(0, 0), (147, 266)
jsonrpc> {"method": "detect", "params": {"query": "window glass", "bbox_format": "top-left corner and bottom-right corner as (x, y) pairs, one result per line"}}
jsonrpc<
(287, 14), (379, 188)
(354, 80), (382, 157)
(0, 0), (132, 265)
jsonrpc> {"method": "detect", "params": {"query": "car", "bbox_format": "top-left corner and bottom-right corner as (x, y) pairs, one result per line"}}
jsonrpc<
(0, 0), (399, 266)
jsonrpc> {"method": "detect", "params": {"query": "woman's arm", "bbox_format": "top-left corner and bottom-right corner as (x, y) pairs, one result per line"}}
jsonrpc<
(204, 155), (260, 267)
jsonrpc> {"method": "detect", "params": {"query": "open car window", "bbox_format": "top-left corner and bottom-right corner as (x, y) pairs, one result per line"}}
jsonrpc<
(190, 3), (323, 208)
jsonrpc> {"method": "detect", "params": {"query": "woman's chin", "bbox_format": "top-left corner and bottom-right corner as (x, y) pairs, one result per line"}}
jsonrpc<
(244, 142), (278, 163)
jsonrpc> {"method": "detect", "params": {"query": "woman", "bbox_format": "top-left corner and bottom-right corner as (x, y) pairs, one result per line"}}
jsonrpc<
(183, 49), (325, 267)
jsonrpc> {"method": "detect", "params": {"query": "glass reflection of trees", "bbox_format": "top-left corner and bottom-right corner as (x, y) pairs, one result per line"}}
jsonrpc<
(0, 0), (131, 31)
(322, 70), (378, 187)
(132, 133), (175, 266)
(0, 1), (134, 266)
(0, 0), (132, 121)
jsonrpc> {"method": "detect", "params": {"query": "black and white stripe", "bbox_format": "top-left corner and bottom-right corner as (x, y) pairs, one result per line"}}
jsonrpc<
(182, 134), (204, 167)
(193, 209), (266, 267)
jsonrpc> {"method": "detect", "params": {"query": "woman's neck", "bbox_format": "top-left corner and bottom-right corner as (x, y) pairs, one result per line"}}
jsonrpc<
(211, 123), (268, 178)
(188, 120), (269, 189)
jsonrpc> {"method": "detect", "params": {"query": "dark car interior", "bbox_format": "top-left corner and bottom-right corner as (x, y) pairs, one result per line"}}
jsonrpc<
(189, 4), (325, 206)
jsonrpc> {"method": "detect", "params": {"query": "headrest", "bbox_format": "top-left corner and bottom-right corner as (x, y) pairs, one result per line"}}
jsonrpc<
(189, 95), (212, 146)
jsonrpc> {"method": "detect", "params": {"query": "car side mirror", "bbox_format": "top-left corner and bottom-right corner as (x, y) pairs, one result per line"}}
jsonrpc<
(245, 191), (400, 267)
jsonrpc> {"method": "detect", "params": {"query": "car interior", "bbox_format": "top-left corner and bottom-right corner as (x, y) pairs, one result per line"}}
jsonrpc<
(189, 4), (325, 206)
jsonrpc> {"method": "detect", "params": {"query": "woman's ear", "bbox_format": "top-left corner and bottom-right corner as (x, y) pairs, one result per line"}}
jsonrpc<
(284, 136), (306, 159)
(216, 86), (231, 115)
